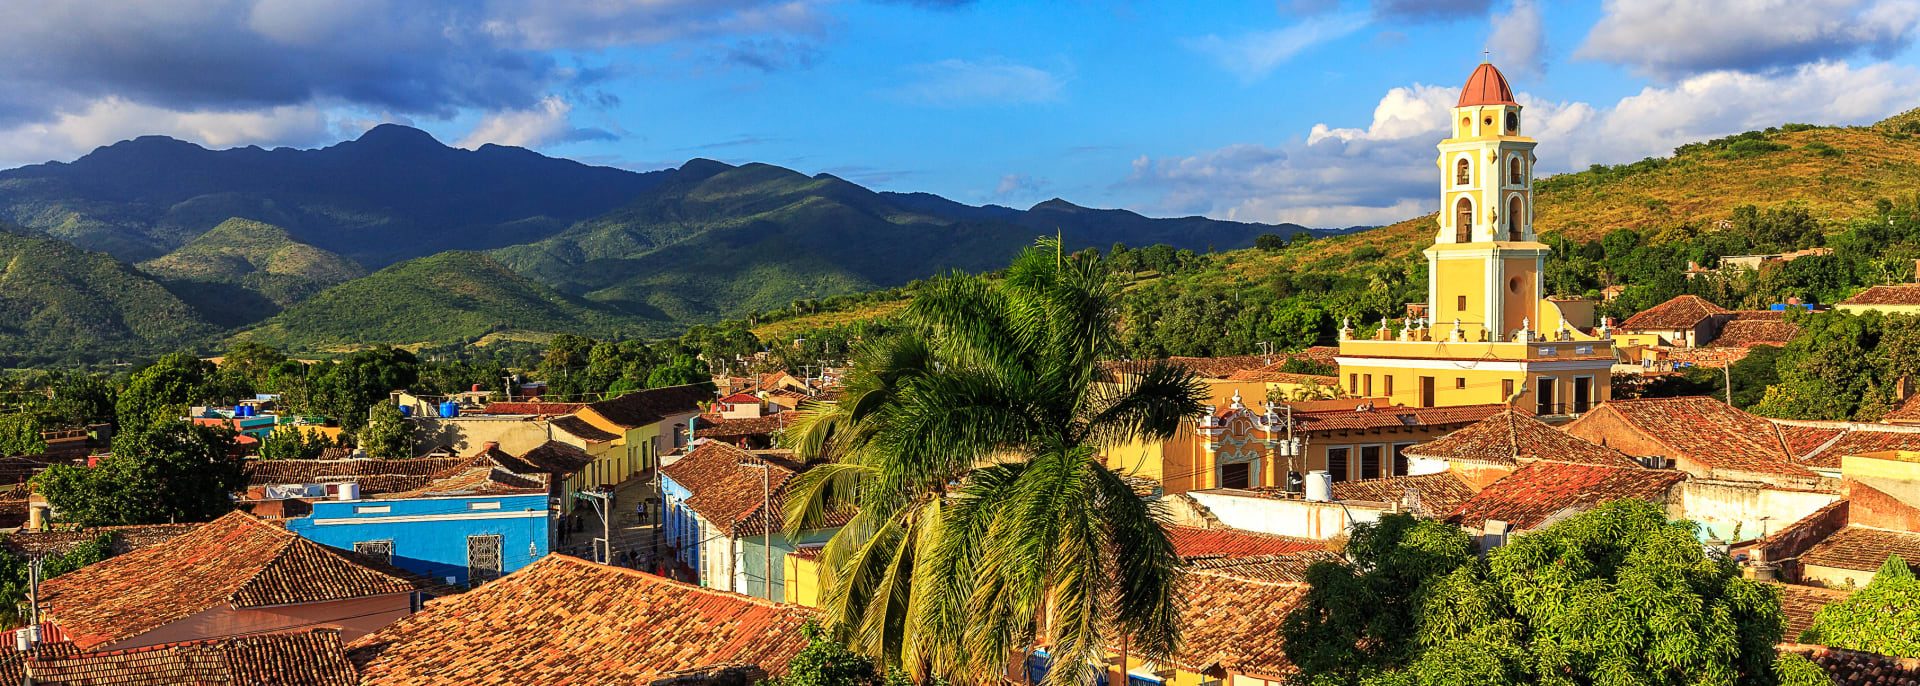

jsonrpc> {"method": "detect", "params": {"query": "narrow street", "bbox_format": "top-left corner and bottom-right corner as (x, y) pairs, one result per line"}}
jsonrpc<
(556, 471), (665, 571)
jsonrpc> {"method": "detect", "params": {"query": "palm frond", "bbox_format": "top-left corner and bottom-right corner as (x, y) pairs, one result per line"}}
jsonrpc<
(1080, 359), (1208, 449)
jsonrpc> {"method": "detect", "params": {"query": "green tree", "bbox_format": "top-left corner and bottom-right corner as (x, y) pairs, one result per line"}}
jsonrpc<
(33, 423), (245, 526)
(646, 355), (715, 391)
(258, 427), (336, 461)
(1799, 554), (1920, 657)
(115, 353), (222, 431)
(763, 623), (887, 686)
(36, 372), (116, 428)
(781, 237), (1207, 683)
(0, 413), (45, 457)
(0, 533), (111, 629)
(360, 403), (414, 460)
(1284, 500), (1789, 685)
(1255, 233), (1287, 251)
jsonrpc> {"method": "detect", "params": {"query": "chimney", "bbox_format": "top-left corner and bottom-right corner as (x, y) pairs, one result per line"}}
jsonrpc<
(481, 441), (500, 454)
(472, 384), (483, 393)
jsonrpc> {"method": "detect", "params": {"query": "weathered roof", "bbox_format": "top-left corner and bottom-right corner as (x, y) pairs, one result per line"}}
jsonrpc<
(0, 628), (358, 686)
(1185, 550), (1339, 584)
(1777, 643), (1920, 686)
(583, 384), (710, 429)
(42, 511), (419, 649)
(1618, 295), (1730, 331)
(1799, 526), (1920, 573)
(1164, 571), (1310, 679)
(479, 401), (586, 415)
(1223, 360), (1340, 385)
(1797, 426), (1920, 469)
(1575, 397), (1813, 476)
(1, 523), (198, 559)
(347, 554), (815, 685)
(1769, 582), (1849, 640)
(1839, 283), (1920, 306)
(1167, 526), (1323, 561)
(1404, 409), (1640, 468)
(1330, 472), (1478, 514)
(1158, 356), (1278, 379)
(660, 442), (838, 537)
(1458, 62), (1518, 107)
(1293, 403), (1510, 433)
(1447, 462), (1684, 531)
(246, 457), (466, 491)
(548, 415), (620, 443)
(1711, 318), (1801, 348)
(694, 414), (790, 439)
(510, 440), (596, 479)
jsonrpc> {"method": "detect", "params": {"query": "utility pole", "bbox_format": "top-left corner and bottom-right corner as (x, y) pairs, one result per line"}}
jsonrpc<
(739, 458), (773, 600)
(574, 489), (614, 564)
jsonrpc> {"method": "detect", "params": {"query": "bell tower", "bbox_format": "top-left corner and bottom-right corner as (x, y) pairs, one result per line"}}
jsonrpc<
(1426, 61), (1545, 343)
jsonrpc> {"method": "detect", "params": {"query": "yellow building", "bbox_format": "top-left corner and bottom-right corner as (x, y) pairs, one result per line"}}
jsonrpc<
(1334, 62), (1613, 418)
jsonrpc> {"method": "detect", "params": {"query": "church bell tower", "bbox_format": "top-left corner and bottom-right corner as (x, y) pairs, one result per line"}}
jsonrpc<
(1426, 62), (1544, 343)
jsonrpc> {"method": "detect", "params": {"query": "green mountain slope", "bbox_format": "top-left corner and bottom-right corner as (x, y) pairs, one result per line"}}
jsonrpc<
(139, 218), (367, 328)
(0, 223), (216, 364)
(233, 251), (646, 349)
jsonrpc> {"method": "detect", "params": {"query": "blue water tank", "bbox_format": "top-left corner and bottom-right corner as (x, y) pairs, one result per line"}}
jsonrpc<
(1770, 303), (1788, 311)
(439, 402), (460, 418)
(236, 405), (252, 418)
(398, 405), (413, 418)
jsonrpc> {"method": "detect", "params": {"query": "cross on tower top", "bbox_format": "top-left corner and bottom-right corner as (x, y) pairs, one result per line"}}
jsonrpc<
(1481, 48), (1491, 62)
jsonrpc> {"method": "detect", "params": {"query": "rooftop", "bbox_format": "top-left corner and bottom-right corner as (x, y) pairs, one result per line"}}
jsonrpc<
(694, 414), (791, 439)
(1777, 643), (1920, 686)
(548, 415), (620, 443)
(1769, 582), (1849, 640)
(480, 401), (586, 415)
(245, 457), (466, 493)
(660, 442), (841, 537)
(583, 384), (711, 429)
(1403, 409), (1640, 468)
(1457, 62), (1517, 107)
(1796, 426), (1920, 470)
(1292, 403), (1511, 433)
(42, 511), (420, 649)
(1838, 283), (1920, 306)
(1162, 570), (1311, 679)
(1447, 461), (1684, 531)
(1167, 526), (1323, 561)
(1, 523), (197, 560)
(347, 554), (815, 685)
(1185, 550), (1339, 584)
(1575, 396), (1815, 476)
(1799, 526), (1920, 574)
(0, 628), (358, 686)
(1618, 295), (1730, 331)
(1711, 318), (1800, 348)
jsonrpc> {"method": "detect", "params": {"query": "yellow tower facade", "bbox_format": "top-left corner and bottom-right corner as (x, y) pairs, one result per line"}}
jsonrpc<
(1333, 62), (1614, 419)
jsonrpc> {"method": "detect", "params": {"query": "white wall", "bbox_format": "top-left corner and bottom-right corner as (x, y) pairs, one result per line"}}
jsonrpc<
(1188, 490), (1386, 540)
(1677, 480), (1842, 542)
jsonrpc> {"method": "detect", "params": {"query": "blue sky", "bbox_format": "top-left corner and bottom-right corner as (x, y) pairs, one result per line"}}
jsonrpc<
(2, 0), (1918, 227)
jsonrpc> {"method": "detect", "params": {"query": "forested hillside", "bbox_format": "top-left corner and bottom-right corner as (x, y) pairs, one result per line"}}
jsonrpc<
(139, 218), (367, 327)
(0, 223), (216, 364)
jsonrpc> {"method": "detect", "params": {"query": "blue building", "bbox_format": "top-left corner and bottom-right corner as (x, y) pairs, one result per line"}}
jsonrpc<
(659, 441), (842, 602)
(285, 463), (555, 585)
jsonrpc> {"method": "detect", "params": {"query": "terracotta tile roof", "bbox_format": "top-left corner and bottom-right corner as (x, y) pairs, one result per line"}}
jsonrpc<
(479, 401), (586, 415)
(694, 414), (790, 439)
(1168, 526), (1323, 561)
(42, 511), (419, 649)
(1799, 526), (1920, 573)
(1166, 355), (1276, 379)
(1778, 643), (1920, 685)
(1732, 310), (1787, 321)
(1162, 571), (1310, 679)
(377, 465), (548, 498)
(1712, 318), (1801, 348)
(1582, 397), (1814, 476)
(511, 440), (595, 479)
(2, 523), (198, 559)
(1293, 403), (1510, 433)
(584, 384), (710, 429)
(1777, 425), (1848, 460)
(1447, 462), (1684, 531)
(1769, 583), (1850, 640)
(1404, 410), (1640, 468)
(548, 415), (619, 443)
(1618, 295), (1730, 331)
(718, 393), (762, 404)
(1887, 393), (1920, 422)
(1186, 550), (1339, 583)
(1839, 283), (1920, 306)
(246, 458), (465, 491)
(1797, 427), (1920, 469)
(1223, 361), (1340, 385)
(1330, 472), (1478, 514)
(348, 555), (815, 685)
(0, 628), (357, 686)
(659, 443), (845, 538)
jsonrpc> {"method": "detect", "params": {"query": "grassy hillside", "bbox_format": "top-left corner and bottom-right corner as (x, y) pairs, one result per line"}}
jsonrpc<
(0, 223), (216, 364)
(233, 251), (647, 349)
(139, 218), (367, 327)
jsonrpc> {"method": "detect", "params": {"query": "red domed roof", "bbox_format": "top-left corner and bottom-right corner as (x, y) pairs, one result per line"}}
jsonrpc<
(1458, 63), (1517, 107)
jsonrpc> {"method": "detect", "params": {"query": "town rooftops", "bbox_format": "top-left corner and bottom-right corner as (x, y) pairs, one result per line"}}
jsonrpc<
(41, 511), (421, 650)
(1167, 526), (1323, 561)
(694, 414), (790, 439)
(1, 523), (197, 559)
(1777, 643), (1920, 686)
(1770, 582), (1849, 640)
(582, 384), (711, 429)
(1793, 425), (1920, 470)
(1242, 472), (1477, 514)
(1570, 396), (1815, 477)
(1185, 550), (1339, 584)
(1799, 526), (1920, 574)
(1838, 283), (1920, 306)
(548, 415), (620, 443)
(660, 442), (843, 537)
(1618, 295), (1729, 331)
(245, 457), (466, 493)
(479, 401), (585, 415)
(347, 554), (815, 685)
(1447, 461), (1684, 531)
(1161, 570), (1310, 680)
(1711, 317), (1800, 348)
(1292, 403), (1510, 433)
(1223, 360), (1340, 385)
(1403, 409), (1640, 468)
(0, 628), (358, 686)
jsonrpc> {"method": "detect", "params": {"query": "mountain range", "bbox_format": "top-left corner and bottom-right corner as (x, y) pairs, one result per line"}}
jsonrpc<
(0, 125), (1332, 359)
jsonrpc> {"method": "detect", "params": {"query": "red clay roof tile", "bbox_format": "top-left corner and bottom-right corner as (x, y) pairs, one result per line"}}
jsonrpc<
(1619, 295), (1730, 331)
(1578, 397), (1814, 476)
(1447, 462), (1683, 531)
(1839, 284), (1920, 306)
(1167, 526), (1323, 561)
(0, 628), (358, 686)
(1799, 526), (1920, 573)
(1405, 409), (1640, 468)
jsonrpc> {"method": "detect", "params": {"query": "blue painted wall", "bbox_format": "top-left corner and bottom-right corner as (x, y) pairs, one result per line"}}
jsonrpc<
(661, 474), (700, 573)
(286, 493), (553, 585)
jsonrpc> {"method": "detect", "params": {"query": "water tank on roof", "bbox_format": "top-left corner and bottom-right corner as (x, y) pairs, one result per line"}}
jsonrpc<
(398, 405), (413, 418)
(337, 483), (361, 501)
(439, 401), (460, 418)
(1304, 471), (1333, 502)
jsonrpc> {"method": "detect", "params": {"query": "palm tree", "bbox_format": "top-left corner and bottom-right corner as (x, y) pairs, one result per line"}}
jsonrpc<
(781, 237), (1208, 685)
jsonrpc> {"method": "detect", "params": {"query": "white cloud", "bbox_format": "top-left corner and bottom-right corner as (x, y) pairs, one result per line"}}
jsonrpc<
(1123, 60), (1920, 227)
(1577, 0), (1920, 79)
(1487, 0), (1547, 79)
(0, 98), (332, 168)
(458, 96), (574, 149)
(1188, 12), (1370, 82)
(889, 58), (1066, 106)
(992, 173), (1046, 201)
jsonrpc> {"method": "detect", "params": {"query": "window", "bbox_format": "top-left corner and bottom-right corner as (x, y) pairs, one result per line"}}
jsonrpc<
(353, 505), (391, 514)
(1326, 447), (1351, 483)
(1507, 195), (1524, 241)
(354, 540), (394, 564)
(1026, 652), (1051, 685)
(1360, 445), (1383, 480)
(467, 534), (504, 585)
(1573, 376), (1594, 414)
(1221, 462), (1251, 489)
(1456, 295), (1468, 312)
(1383, 375), (1394, 397)
(1454, 377), (1465, 390)
(1419, 377), (1436, 408)
(1536, 378), (1558, 416)
(1502, 379), (1515, 401)
(1455, 158), (1470, 186)
(468, 501), (501, 510)
(1455, 197), (1473, 242)
(1576, 345), (1594, 355)
(1127, 676), (1163, 686)
(1349, 373), (1359, 395)
(1363, 375), (1373, 397)
(1509, 155), (1523, 184)
(1538, 347), (1556, 356)
(1392, 443), (1415, 477)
